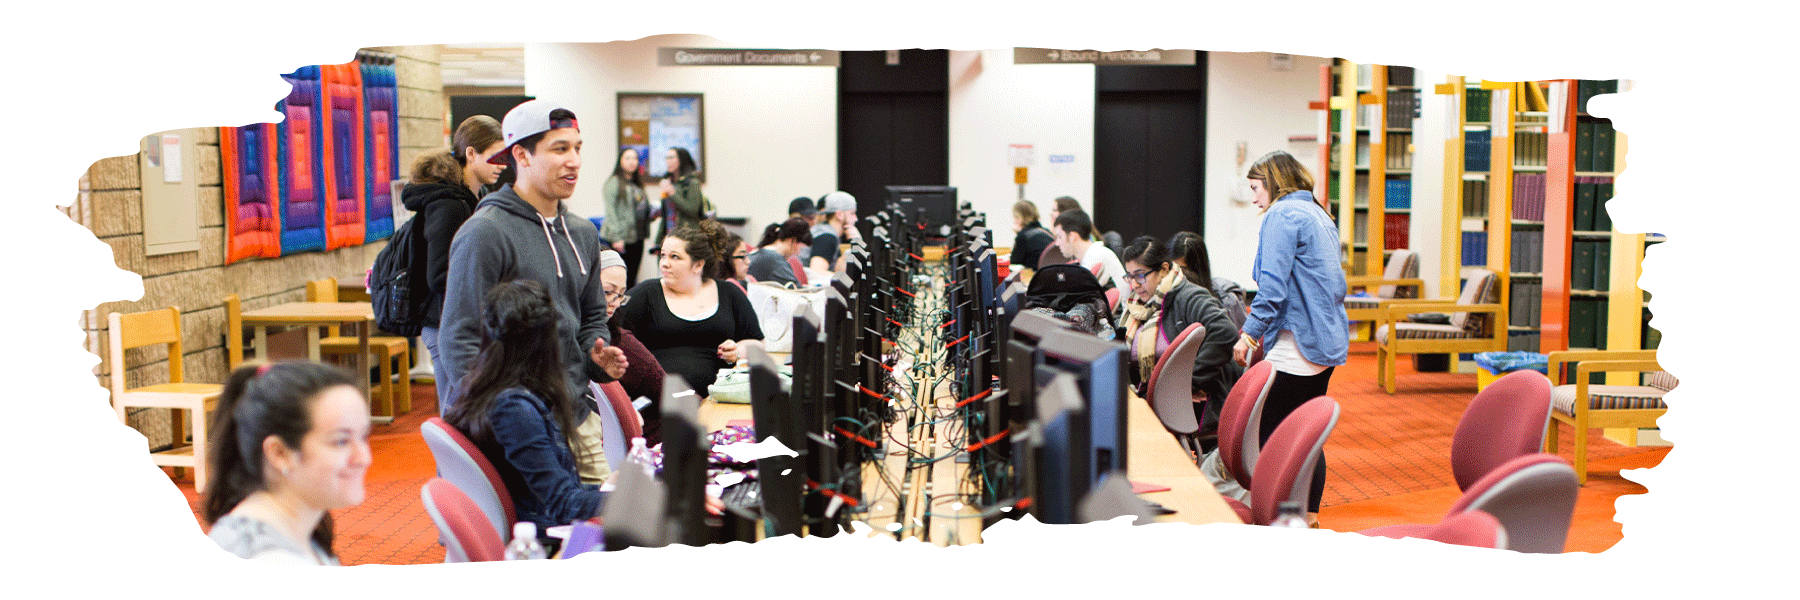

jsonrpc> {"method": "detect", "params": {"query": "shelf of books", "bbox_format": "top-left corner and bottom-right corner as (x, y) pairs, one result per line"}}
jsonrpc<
(1319, 61), (1415, 278)
(1541, 79), (1638, 355)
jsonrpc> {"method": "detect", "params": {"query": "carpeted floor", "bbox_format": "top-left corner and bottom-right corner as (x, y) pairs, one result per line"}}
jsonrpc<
(163, 341), (1667, 562)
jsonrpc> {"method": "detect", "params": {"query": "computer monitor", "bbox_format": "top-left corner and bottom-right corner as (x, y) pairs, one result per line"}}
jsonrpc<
(1037, 328), (1131, 488)
(788, 310), (843, 537)
(1027, 371), (1088, 525)
(886, 185), (958, 241)
(656, 374), (708, 547)
(746, 345), (804, 537)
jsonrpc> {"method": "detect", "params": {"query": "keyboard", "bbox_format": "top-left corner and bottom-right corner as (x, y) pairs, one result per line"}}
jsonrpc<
(722, 480), (762, 510)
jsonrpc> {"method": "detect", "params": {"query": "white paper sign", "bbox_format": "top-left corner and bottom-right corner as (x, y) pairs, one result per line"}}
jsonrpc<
(160, 134), (182, 183)
(1049, 154), (1075, 176)
(1009, 144), (1033, 167)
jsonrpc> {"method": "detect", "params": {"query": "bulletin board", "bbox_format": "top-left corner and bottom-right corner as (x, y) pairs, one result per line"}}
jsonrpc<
(616, 93), (704, 179)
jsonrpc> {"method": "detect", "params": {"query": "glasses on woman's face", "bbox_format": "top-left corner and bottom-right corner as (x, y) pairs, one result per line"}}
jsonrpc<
(733, 254), (748, 261)
(1125, 269), (1153, 285)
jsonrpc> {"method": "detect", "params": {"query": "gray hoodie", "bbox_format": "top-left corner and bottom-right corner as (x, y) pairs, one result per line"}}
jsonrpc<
(437, 184), (613, 414)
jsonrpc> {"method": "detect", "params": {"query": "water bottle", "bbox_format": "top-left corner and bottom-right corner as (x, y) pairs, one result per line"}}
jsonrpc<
(1270, 501), (1309, 529)
(626, 437), (655, 476)
(504, 522), (546, 560)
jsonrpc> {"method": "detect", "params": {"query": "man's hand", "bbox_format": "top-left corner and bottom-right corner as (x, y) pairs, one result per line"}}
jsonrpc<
(592, 338), (629, 379)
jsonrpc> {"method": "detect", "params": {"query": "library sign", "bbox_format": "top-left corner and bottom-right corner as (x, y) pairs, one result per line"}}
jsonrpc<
(658, 48), (841, 67)
(1013, 48), (1197, 65)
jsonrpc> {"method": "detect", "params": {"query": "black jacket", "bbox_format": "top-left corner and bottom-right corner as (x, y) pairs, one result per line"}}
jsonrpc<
(400, 181), (479, 327)
(1156, 283), (1243, 404)
(1011, 222), (1055, 272)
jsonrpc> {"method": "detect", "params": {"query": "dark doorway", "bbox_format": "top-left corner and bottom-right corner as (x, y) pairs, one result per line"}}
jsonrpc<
(1093, 59), (1207, 244)
(450, 95), (533, 133)
(837, 50), (949, 218)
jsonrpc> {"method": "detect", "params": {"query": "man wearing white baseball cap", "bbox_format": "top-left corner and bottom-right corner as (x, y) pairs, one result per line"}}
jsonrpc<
(808, 190), (859, 273)
(437, 99), (629, 483)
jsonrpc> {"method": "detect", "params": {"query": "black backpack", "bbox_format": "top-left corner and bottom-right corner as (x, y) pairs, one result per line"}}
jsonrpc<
(1023, 263), (1113, 335)
(369, 216), (429, 336)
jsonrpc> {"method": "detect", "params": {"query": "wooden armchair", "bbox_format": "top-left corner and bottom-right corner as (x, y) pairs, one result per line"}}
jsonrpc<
(1373, 269), (1506, 394)
(108, 307), (223, 492)
(307, 278), (412, 416)
(1344, 249), (1424, 323)
(1543, 350), (1670, 485)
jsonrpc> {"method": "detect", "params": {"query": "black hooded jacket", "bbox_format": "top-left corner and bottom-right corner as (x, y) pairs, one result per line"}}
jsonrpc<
(400, 181), (479, 326)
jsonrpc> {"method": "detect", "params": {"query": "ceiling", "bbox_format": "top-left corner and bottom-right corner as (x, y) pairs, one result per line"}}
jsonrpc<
(438, 43), (525, 88)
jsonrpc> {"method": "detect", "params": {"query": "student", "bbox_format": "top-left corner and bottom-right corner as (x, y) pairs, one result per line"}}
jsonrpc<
(1052, 208), (1129, 307)
(656, 147), (706, 245)
(1038, 196), (1082, 268)
(437, 99), (629, 484)
(787, 196), (817, 225)
(1009, 199), (1055, 273)
(1231, 150), (1349, 525)
(410, 116), (505, 386)
(601, 148), (651, 286)
(1120, 236), (1240, 450)
(1169, 231), (1248, 331)
(717, 231), (751, 291)
(204, 362), (369, 565)
(808, 191), (858, 272)
(598, 250), (667, 446)
(618, 220), (765, 399)
(747, 218), (813, 287)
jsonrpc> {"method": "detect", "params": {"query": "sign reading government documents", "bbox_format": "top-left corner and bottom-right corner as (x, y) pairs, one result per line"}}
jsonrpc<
(658, 48), (841, 67)
(1012, 48), (1197, 66)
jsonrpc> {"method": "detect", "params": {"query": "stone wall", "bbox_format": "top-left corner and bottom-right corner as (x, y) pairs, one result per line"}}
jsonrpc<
(70, 45), (445, 451)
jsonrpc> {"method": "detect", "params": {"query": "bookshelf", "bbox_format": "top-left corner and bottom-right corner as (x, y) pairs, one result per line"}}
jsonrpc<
(1322, 61), (1413, 278)
(1542, 79), (1633, 355)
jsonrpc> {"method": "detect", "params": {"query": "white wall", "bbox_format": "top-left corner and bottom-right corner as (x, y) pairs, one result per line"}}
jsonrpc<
(947, 49), (1094, 250)
(1203, 52), (1335, 287)
(1410, 69), (1451, 299)
(524, 36), (839, 241)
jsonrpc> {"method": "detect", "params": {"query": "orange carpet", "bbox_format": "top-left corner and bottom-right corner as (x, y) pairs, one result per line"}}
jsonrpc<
(161, 342), (1666, 562)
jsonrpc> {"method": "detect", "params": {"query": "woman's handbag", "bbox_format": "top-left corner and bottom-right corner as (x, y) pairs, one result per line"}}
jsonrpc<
(744, 282), (827, 353)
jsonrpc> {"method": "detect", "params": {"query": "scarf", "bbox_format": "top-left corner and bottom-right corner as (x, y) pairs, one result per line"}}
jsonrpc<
(1122, 268), (1186, 392)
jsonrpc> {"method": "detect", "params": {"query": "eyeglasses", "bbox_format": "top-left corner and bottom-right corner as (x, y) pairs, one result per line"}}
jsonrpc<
(733, 254), (748, 260)
(604, 289), (624, 303)
(1125, 270), (1154, 285)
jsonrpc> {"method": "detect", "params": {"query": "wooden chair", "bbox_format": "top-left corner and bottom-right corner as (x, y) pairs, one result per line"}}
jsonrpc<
(1343, 249), (1424, 323)
(307, 278), (412, 416)
(1544, 350), (1670, 485)
(108, 307), (223, 492)
(1372, 269), (1506, 394)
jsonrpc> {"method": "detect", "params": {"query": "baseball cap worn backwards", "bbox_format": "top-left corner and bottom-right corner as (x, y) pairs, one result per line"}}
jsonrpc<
(488, 99), (580, 165)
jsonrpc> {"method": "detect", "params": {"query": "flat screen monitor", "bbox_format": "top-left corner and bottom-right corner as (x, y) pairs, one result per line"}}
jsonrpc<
(1028, 371), (1088, 525)
(656, 374), (708, 547)
(1037, 329), (1130, 487)
(746, 345), (804, 537)
(789, 310), (841, 537)
(886, 185), (958, 240)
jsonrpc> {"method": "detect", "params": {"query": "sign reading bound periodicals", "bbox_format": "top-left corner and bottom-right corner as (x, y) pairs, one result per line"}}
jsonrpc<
(658, 48), (841, 67)
(1012, 48), (1198, 65)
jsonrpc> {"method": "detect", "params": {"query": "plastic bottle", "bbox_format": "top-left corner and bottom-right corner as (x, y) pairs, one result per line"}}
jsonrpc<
(626, 437), (655, 476)
(1269, 501), (1309, 529)
(504, 522), (546, 560)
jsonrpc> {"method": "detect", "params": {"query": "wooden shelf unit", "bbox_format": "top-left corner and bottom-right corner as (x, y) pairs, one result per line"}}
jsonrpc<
(1316, 61), (1414, 278)
(1541, 79), (1639, 357)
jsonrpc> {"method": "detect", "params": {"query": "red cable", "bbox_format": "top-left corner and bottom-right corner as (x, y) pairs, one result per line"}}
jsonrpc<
(965, 428), (1010, 452)
(953, 388), (992, 409)
(834, 426), (880, 449)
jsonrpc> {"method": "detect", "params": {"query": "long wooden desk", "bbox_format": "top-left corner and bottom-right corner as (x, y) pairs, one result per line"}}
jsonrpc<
(238, 301), (386, 423)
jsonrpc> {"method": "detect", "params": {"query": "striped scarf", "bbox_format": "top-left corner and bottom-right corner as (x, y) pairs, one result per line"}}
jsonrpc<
(1122, 268), (1186, 391)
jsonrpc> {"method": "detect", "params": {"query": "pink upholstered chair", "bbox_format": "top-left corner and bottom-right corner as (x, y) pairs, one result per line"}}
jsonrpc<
(1217, 360), (1277, 489)
(1222, 396), (1341, 526)
(420, 417), (516, 546)
(421, 478), (505, 563)
(590, 380), (645, 468)
(1359, 510), (1508, 550)
(787, 255), (809, 286)
(1359, 453), (1577, 553)
(1451, 369), (1554, 491)
(1145, 323), (1206, 458)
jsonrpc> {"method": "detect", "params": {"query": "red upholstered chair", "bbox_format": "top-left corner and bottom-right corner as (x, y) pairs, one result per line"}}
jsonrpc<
(1358, 510), (1508, 550)
(1217, 360), (1277, 489)
(787, 256), (809, 286)
(590, 380), (645, 469)
(1452, 369), (1553, 491)
(421, 478), (505, 563)
(1359, 453), (1577, 553)
(420, 417), (516, 547)
(1145, 323), (1206, 458)
(1222, 396), (1341, 525)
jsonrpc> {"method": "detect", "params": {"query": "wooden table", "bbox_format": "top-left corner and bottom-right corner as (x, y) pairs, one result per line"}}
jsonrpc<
(238, 301), (387, 423)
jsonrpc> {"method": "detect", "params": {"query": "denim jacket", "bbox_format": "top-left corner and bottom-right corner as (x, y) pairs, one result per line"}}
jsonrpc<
(1241, 191), (1349, 367)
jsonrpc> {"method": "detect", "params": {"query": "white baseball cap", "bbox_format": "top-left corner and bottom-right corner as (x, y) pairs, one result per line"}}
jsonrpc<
(487, 99), (579, 165)
(820, 191), (856, 213)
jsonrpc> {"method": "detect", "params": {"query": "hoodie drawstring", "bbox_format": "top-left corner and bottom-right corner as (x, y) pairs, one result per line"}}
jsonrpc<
(538, 214), (588, 279)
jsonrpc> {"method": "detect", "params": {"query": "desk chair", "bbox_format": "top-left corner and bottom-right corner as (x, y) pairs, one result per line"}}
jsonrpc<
(1217, 360), (1276, 489)
(1372, 269), (1505, 394)
(1544, 350), (1670, 485)
(787, 255), (809, 286)
(420, 417), (515, 547)
(305, 277), (411, 415)
(1222, 396), (1341, 525)
(1359, 453), (1577, 553)
(1358, 510), (1508, 551)
(1145, 322), (1206, 459)
(590, 381), (645, 468)
(421, 478), (505, 562)
(1452, 369), (1554, 491)
(1343, 248), (1423, 323)
(108, 307), (223, 492)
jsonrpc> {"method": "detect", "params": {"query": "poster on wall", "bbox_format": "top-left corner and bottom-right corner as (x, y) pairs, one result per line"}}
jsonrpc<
(617, 92), (704, 179)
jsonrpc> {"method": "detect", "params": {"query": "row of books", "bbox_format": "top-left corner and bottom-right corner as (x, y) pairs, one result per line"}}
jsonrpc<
(1507, 330), (1541, 353)
(1568, 297), (1612, 350)
(1384, 132), (1413, 170)
(1388, 66), (1415, 87)
(1509, 228), (1545, 274)
(1576, 79), (1620, 115)
(1386, 179), (1411, 209)
(1461, 231), (1487, 266)
(1465, 130), (1491, 172)
(1462, 178), (1489, 218)
(1511, 172), (1547, 221)
(1386, 89), (1419, 129)
(1512, 130), (1549, 167)
(1385, 213), (1410, 249)
(1574, 177), (1616, 232)
(1466, 88), (1493, 123)
(1508, 279), (1543, 328)
(1575, 120), (1618, 173)
(1572, 240), (1613, 292)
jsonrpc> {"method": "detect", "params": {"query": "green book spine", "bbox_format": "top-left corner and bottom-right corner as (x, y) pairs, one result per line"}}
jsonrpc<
(1575, 122), (1594, 173)
(1572, 241), (1596, 290)
(1594, 121), (1615, 172)
(1574, 180), (1595, 231)
(1569, 298), (1595, 349)
(1594, 241), (1611, 292)
(1595, 182), (1614, 231)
